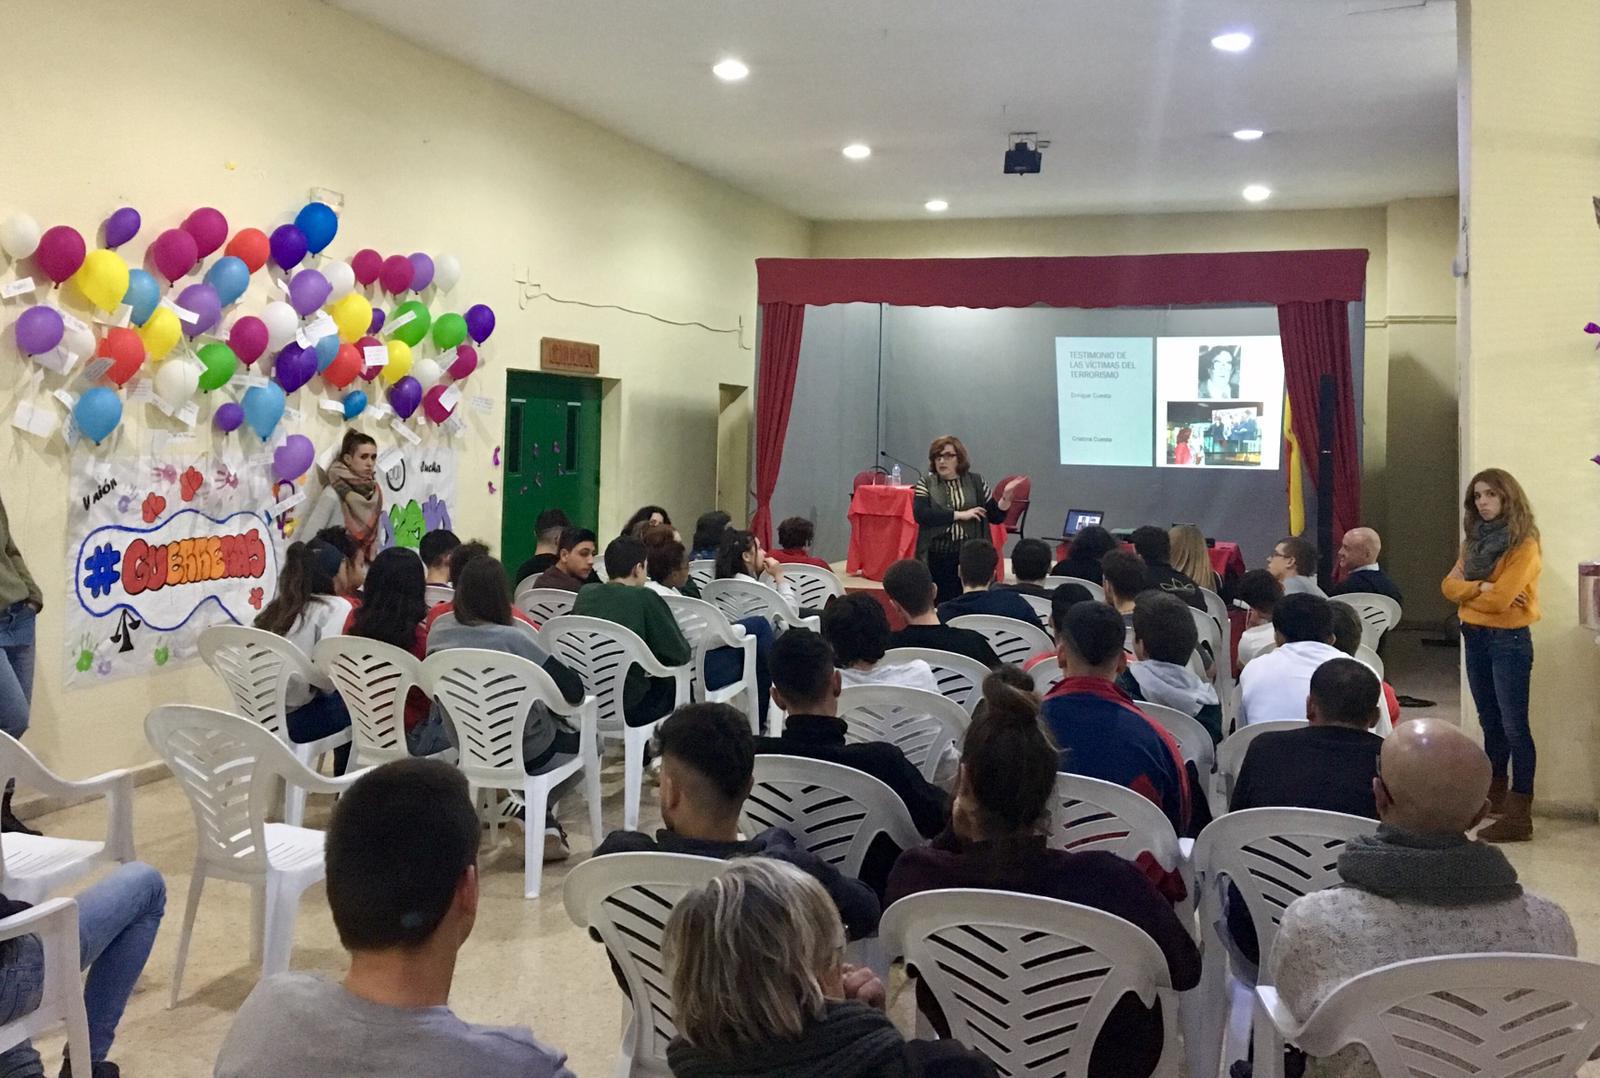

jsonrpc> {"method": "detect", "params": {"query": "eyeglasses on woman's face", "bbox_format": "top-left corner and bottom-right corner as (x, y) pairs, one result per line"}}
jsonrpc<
(934, 451), (959, 460)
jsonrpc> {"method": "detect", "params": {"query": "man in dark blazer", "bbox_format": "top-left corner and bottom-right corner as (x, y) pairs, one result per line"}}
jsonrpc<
(1329, 526), (1403, 605)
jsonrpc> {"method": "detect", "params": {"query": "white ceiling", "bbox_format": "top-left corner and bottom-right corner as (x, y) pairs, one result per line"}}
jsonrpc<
(330, 0), (1459, 221)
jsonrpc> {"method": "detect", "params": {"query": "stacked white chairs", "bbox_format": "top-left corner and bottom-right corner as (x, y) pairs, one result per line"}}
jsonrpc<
(740, 755), (921, 878)
(423, 582), (455, 607)
(663, 595), (759, 730)
(146, 705), (358, 1003)
(0, 733), (135, 904)
(1253, 954), (1600, 1078)
(1030, 655), (1065, 695)
(1329, 592), (1402, 653)
(781, 563), (843, 612)
(687, 559), (716, 593)
(313, 636), (446, 768)
(1017, 592), (1055, 623)
(1049, 773), (1194, 921)
(880, 890), (1181, 1077)
(539, 615), (691, 831)
(197, 625), (352, 827)
(513, 585), (576, 628)
(883, 647), (989, 716)
(0, 898), (90, 1071)
(419, 649), (602, 898)
(1137, 701), (1220, 817)
(1215, 720), (1307, 807)
(948, 613), (1053, 667)
(1060, 576), (1106, 602)
(564, 852), (726, 1077)
(836, 684), (968, 783)
(701, 577), (819, 632)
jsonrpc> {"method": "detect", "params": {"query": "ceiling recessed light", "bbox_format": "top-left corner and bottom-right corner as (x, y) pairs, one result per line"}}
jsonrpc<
(712, 58), (749, 82)
(1211, 31), (1253, 52)
(1232, 128), (1264, 141)
(842, 143), (872, 160)
(1242, 184), (1272, 202)
(924, 199), (949, 213)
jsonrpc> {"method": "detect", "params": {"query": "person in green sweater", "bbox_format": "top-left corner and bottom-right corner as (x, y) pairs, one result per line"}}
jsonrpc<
(572, 537), (692, 728)
(0, 492), (42, 835)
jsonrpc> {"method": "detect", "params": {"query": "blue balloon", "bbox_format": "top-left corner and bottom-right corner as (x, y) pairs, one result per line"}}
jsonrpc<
(342, 390), (368, 420)
(294, 202), (338, 255)
(241, 382), (287, 441)
(122, 269), (160, 327)
(314, 334), (340, 372)
(73, 387), (123, 445)
(203, 256), (250, 306)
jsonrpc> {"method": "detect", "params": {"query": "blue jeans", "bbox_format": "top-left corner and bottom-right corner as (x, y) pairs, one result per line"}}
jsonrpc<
(0, 604), (36, 742)
(286, 690), (352, 774)
(1463, 624), (1536, 795)
(0, 862), (167, 1072)
(706, 616), (774, 724)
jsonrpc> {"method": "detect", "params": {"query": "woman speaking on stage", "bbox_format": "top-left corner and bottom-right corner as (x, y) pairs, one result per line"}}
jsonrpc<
(912, 435), (1016, 603)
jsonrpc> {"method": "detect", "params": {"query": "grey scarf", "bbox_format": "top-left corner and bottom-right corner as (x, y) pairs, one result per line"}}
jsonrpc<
(1338, 824), (1522, 906)
(1463, 517), (1513, 581)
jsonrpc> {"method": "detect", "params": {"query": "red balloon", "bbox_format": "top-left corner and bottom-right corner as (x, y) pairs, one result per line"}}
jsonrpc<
(324, 343), (362, 389)
(356, 335), (384, 380)
(379, 254), (413, 296)
(229, 316), (270, 364)
(181, 207), (229, 258)
(95, 327), (146, 386)
(151, 228), (198, 284)
(35, 225), (86, 285)
(350, 248), (382, 287)
(447, 344), (479, 381)
(225, 228), (271, 273)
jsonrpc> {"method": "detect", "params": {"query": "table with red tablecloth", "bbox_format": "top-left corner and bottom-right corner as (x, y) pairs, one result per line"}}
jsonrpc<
(846, 485), (1012, 582)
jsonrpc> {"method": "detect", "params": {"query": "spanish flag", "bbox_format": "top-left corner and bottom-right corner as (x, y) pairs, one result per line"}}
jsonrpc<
(1284, 395), (1305, 535)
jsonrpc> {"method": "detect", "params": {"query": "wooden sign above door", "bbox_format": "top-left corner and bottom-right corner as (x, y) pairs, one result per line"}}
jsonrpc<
(540, 337), (600, 375)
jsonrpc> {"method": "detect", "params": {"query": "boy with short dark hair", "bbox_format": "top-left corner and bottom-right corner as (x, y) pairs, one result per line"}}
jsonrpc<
(770, 516), (830, 569)
(572, 538), (692, 728)
(1117, 591), (1223, 743)
(936, 541), (1044, 628)
(882, 559), (999, 666)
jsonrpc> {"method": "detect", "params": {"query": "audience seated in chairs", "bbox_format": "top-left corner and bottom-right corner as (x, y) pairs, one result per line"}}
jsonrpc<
(1098, 549), (1149, 646)
(886, 672), (1199, 1078)
(714, 530), (802, 611)
(216, 760), (575, 1078)
(1235, 568), (1283, 670)
(1238, 593), (1346, 726)
(514, 507), (576, 587)
(689, 510), (732, 562)
(573, 538), (694, 731)
(595, 703), (879, 941)
(618, 505), (671, 543)
(664, 859), (994, 1078)
(313, 526), (366, 600)
(770, 516), (831, 570)
(1271, 720), (1576, 1078)
(1269, 534), (1326, 598)
(254, 538), (355, 774)
(1331, 602), (1402, 729)
(531, 528), (599, 594)
(653, 529), (772, 722)
(1117, 591), (1223, 744)
(344, 547), (434, 751)
(881, 560), (999, 666)
(1050, 524), (1116, 584)
(418, 529), (460, 590)
(1130, 525), (1207, 612)
(641, 528), (701, 599)
(1020, 580), (1097, 672)
(998, 538), (1058, 598)
(822, 594), (939, 694)
(1330, 525), (1403, 605)
(426, 541), (540, 633)
(935, 541), (1045, 628)
(1169, 523), (1222, 594)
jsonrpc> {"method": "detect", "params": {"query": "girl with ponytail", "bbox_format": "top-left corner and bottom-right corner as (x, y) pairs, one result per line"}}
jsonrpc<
(254, 539), (353, 771)
(886, 668), (1201, 1078)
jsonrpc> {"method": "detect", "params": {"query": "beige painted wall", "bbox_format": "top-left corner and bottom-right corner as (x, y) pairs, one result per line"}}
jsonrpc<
(0, 0), (807, 777)
(1458, 0), (1600, 815)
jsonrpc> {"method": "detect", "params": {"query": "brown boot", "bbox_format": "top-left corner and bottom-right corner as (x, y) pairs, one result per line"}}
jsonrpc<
(1478, 791), (1533, 842)
(1487, 776), (1509, 816)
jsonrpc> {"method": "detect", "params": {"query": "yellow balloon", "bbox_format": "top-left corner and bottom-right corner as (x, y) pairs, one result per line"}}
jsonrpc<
(138, 307), (180, 361)
(381, 338), (412, 384)
(328, 292), (372, 344)
(72, 249), (130, 312)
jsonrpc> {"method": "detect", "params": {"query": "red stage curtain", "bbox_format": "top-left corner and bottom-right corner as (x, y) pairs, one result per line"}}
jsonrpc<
(750, 302), (806, 548)
(1278, 299), (1361, 548)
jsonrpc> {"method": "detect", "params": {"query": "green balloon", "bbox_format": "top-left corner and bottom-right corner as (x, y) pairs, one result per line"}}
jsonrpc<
(389, 299), (431, 347)
(196, 342), (238, 392)
(431, 312), (468, 351)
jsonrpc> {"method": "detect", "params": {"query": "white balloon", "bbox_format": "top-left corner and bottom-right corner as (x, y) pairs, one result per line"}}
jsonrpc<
(261, 301), (300, 350)
(412, 357), (443, 390)
(0, 213), (40, 261)
(155, 358), (199, 410)
(324, 261), (356, 301)
(62, 323), (95, 363)
(432, 254), (461, 295)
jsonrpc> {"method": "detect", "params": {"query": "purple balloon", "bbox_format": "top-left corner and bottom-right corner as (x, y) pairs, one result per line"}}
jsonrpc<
(175, 283), (222, 338)
(14, 305), (64, 356)
(213, 402), (245, 433)
(273, 343), (317, 394)
(464, 303), (495, 344)
(288, 269), (331, 317)
(272, 434), (316, 482)
(269, 224), (308, 271)
(103, 207), (141, 249)
(407, 252), (435, 292)
(368, 308), (386, 334)
(387, 375), (423, 420)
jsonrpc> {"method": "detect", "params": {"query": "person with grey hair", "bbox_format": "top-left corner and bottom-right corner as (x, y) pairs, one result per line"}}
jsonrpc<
(1329, 526), (1403, 604)
(663, 858), (997, 1078)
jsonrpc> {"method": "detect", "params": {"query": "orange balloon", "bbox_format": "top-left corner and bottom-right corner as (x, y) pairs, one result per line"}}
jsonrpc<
(323, 343), (362, 389)
(96, 327), (146, 387)
(224, 227), (271, 274)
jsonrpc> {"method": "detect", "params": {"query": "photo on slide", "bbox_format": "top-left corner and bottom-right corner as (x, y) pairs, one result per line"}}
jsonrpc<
(1196, 344), (1241, 399)
(1162, 402), (1266, 467)
(1154, 335), (1283, 470)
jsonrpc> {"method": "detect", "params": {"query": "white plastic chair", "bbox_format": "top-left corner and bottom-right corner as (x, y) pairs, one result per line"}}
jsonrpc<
(1215, 719), (1308, 806)
(1017, 591), (1055, 623)
(1355, 644), (1385, 681)
(0, 733), (135, 904)
(1190, 607), (1224, 675)
(740, 755), (922, 877)
(563, 852), (727, 1077)
(948, 613), (1054, 666)
(836, 684), (969, 783)
(881, 889), (1181, 1078)
(702, 577), (819, 632)
(1137, 701), (1219, 815)
(1199, 587), (1230, 637)
(0, 898), (90, 1073)
(1059, 576), (1106, 602)
(1030, 655), (1065, 695)
(781, 563), (843, 611)
(423, 582), (455, 607)
(146, 705), (358, 1005)
(664, 595), (759, 730)
(312, 636), (446, 768)
(419, 649), (602, 898)
(592, 560), (609, 583)
(1253, 954), (1600, 1078)
(514, 585), (577, 628)
(687, 559), (716, 593)
(1049, 773), (1194, 920)
(539, 615), (691, 831)
(883, 647), (991, 716)
(197, 624), (352, 827)
(1329, 592), (1401, 652)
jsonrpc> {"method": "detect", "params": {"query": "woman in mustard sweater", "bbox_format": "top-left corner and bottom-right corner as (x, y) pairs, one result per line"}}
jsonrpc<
(1441, 468), (1541, 841)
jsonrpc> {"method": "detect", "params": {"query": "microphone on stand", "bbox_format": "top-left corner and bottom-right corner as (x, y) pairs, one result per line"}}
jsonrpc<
(879, 450), (923, 482)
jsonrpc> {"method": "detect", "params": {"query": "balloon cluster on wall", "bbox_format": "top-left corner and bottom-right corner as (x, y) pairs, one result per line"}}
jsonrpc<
(1, 201), (495, 446)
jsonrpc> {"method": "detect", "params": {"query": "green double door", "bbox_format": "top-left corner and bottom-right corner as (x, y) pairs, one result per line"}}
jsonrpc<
(500, 370), (602, 579)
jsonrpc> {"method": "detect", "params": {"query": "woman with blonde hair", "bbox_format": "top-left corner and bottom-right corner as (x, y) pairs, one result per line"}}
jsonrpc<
(1442, 467), (1542, 841)
(664, 858), (995, 1078)
(1169, 524), (1220, 593)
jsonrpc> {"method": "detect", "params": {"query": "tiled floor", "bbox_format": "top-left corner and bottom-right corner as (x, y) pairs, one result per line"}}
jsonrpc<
(22, 629), (1600, 1076)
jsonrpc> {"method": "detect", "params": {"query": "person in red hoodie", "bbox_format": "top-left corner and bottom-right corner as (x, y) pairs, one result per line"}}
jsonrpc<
(769, 516), (832, 570)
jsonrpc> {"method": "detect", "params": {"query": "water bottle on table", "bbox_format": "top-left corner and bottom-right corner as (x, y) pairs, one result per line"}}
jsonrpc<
(890, 464), (901, 485)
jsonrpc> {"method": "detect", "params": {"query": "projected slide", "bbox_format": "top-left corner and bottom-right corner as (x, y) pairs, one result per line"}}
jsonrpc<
(1055, 338), (1155, 467)
(1154, 336), (1284, 469)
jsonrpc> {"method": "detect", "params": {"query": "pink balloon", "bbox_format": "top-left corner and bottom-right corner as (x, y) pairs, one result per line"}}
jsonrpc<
(151, 228), (198, 284)
(350, 248), (382, 286)
(379, 254), (413, 296)
(422, 384), (457, 424)
(229, 316), (269, 364)
(181, 207), (229, 258)
(447, 344), (478, 381)
(34, 225), (86, 285)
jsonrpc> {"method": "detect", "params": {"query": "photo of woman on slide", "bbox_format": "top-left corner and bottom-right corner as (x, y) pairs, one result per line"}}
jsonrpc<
(1197, 345), (1241, 399)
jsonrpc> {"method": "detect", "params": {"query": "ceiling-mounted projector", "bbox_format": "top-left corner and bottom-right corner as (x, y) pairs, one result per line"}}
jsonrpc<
(1004, 132), (1048, 175)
